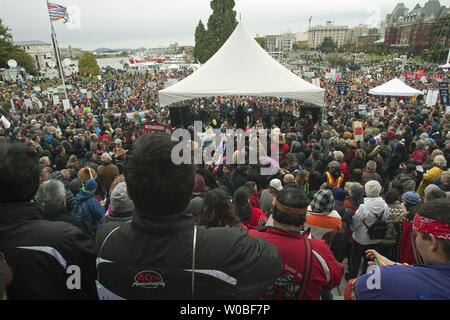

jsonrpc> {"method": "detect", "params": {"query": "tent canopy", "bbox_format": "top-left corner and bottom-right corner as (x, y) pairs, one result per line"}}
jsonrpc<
(368, 78), (424, 96)
(158, 22), (325, 107)
(438, 63), (450, 69)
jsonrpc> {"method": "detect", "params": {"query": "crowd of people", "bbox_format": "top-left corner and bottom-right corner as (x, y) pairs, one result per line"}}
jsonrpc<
(0, 58), (449, 300)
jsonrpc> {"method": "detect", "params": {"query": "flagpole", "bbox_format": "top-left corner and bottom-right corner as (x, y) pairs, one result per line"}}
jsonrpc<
(46, 0), (68, 101)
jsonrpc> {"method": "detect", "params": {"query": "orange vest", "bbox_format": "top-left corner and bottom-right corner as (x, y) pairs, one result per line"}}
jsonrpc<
(325, 172), (344, 189)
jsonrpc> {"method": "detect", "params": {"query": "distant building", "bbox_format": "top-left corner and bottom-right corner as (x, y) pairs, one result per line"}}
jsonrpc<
(59, 45), (83, 59)
(265, 33), (296, 51)
(268, 51), (283, 62)
(295, 32), (309, 47)
(180, 46), (194, 55)
(348, 25), (369, 44)
(308, 21), (349, 49)
(14, 40), (53, 71)
(266, 35), (279, 51)
(384, 0), (449, 55)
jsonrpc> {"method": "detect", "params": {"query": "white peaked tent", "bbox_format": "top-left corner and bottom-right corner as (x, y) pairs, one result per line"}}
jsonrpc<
(158, 22), (325, 107)
(368, 78), (424, 97)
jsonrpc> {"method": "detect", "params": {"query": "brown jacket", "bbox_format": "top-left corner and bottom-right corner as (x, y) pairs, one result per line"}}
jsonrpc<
(97, 163), (119, 195)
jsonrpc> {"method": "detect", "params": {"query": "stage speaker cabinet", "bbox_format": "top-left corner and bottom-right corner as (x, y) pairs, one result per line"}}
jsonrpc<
(181, 106), (192, 128)
(169, 106), (183, 128)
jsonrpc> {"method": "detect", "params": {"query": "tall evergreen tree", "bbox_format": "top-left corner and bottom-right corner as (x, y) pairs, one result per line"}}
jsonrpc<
(193, 0), (238, 64)
(206, 0), (238, 58)
(193, 20), (206, 63)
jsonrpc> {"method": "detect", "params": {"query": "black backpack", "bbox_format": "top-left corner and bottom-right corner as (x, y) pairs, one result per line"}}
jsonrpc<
(363, 211), (387, 240)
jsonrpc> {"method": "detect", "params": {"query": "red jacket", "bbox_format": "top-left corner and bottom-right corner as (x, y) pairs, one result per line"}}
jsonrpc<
(399, 219), (417, 265)
(98, 134), (111, 145)
(244, 208), (267, 230)
(249, 227), (344, 300)
(250, 191), (261, 209)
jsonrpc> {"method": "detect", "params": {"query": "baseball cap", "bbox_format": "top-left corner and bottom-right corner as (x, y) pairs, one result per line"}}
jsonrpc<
(270, 179), (283, 192)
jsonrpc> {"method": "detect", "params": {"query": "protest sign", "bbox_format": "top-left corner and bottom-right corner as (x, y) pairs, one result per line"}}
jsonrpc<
(24, 99), (32, 109)
(337, 81), (348, 96)
(63, 99), (71, 111)
(439, 82), (448, 106)
(353, 121), (364, 142)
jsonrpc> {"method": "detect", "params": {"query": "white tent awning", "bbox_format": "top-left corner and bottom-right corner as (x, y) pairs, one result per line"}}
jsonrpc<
(158, 22), (325, 107)
(368, 78), (424, 96)
(438, 63), (450, 69)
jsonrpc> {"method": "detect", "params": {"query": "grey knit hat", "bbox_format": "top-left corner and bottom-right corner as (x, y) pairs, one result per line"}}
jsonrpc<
(110, 182), (134, 214)
(365, 180), (382, 198)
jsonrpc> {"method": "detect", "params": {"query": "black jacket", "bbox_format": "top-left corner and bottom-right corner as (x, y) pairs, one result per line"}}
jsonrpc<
(95, 209), (282, 299)
(0, 202), (98, 299)
(43, 207), (94, 237)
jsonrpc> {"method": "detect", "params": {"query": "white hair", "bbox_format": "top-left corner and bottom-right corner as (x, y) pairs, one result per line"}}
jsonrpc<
(35, 180), (66, 212)
(39, 156), (50, 164)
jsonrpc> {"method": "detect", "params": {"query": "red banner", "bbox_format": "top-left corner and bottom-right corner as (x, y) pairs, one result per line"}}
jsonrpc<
(142, 122), (172, 134)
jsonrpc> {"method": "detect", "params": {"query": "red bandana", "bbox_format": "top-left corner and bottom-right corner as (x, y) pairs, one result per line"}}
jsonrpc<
(413, 213), (450, 240)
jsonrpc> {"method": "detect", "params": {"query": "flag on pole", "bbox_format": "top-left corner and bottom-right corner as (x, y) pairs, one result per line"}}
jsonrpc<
(47, 2), (69, 23)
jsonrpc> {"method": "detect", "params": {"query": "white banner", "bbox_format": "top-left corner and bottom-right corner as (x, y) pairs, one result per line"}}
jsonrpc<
(1, 115), (10, 129)
(53, 95), (60, 105)
(10, 99), (15, 112)
(63, 99), (71, 111)
(24, 99), (32, 109)
(113, 111), (145, 119)
(425, 89), (439, 107)
(87, 91), (92, 99)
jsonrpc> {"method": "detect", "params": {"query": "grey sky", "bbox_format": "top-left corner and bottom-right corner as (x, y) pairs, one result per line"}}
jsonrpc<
(0, 0), (442, 50)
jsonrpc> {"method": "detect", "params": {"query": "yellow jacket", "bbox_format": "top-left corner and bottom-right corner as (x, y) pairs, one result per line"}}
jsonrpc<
(417, 166), (443, 197)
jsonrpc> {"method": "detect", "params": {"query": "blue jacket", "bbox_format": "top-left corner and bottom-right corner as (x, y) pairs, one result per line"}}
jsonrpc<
(71, 190), (105, 231)
(43, 132), (53, 144)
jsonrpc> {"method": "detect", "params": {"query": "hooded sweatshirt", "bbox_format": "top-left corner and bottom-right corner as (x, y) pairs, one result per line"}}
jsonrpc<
(71, 190), (105, 231)
(351, 197), (389, 245)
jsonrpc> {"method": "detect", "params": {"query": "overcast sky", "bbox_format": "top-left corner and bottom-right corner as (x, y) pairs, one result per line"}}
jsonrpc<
(0, 0), (443, 50)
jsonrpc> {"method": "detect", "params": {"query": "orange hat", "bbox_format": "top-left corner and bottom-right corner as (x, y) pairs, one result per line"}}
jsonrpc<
(115, 148), (129, 158)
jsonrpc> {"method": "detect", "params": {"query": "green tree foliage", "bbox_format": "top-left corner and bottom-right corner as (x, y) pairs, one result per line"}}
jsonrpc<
(1, 102), (11, 112)
(193, 20), (207, 63)
(78, 52), (100, 75)
(254, 37), (266, 49)
(422, 14), (450, 63)
(193, 0), (238, 64)
(0, 18), (37, 74)
(320, 37), (337, 53)
(326, 53), (346, 66)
